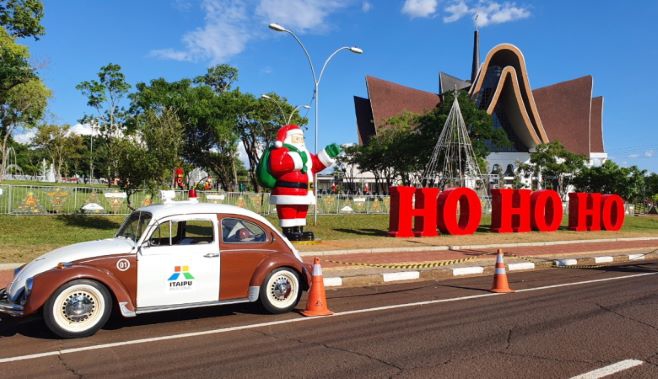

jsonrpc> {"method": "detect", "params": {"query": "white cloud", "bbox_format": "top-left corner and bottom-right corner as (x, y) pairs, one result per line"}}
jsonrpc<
(151, 0), (252, 64)
(13, 129), (35, 144)
(153, 0), (352, 64)
(629, 153), (640, 158)
(644, 149), (655, 158)
(256, 0), (350, 33)
(68, 123), (100, 137)
(443, 0), (530, 27)
(443, 0), (469, 22)
(362, 1), (372, 12)
(402, 0), (438, 18)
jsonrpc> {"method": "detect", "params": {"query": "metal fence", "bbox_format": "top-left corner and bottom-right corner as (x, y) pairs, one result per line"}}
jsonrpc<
(0, 184), (636, 216)
(0, 184), (392, 216)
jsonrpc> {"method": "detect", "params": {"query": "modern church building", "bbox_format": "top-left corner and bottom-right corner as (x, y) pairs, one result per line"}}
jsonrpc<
(353, 32), (607, 186)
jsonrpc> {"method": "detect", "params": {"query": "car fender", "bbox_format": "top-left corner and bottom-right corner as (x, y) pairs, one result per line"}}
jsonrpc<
(24, 264), (136, 317)
(249, 255), (311, 291)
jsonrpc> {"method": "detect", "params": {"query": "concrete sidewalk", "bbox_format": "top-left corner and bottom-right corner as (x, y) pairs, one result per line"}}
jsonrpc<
(1, 237), (657, 289)
(297, 237), (658, 287)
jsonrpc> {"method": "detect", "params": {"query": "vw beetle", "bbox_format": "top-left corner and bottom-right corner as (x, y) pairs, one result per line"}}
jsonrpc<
(0, 201), (311, 338)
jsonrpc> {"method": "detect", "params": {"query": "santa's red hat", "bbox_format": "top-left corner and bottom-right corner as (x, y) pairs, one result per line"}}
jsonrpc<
(274, 124), (303, 148)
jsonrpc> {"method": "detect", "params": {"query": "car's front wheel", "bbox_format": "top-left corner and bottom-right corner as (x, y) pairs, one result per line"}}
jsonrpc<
(259, 268), (301, 314)
(43, 279), (112, 338)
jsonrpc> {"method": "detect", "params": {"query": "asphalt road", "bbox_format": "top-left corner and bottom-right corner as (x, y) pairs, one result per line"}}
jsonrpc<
(1, 262), (657, 378)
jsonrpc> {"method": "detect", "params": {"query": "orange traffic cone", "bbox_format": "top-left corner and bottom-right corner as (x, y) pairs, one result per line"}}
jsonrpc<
(301, 257), (333, 317)
(491, 249), (514, 293)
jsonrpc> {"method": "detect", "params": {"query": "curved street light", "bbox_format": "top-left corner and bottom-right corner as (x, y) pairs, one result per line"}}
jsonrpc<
(261, 94), (310, 125)
(268, 22), (363, 225)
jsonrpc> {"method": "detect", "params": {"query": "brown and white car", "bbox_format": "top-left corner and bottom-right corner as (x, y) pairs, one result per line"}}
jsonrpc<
(0, 201), (312, 338)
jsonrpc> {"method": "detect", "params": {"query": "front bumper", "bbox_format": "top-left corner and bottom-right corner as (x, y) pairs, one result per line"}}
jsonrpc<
(0, 288), (24, 317)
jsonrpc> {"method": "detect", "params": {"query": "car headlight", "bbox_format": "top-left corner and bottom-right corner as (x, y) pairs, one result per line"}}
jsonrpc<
(24, 277), (33, 298)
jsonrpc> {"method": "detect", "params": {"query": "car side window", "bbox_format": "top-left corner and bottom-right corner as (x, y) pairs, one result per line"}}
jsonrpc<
(149, 218), (214, 247)
(222, 218), (266, 243)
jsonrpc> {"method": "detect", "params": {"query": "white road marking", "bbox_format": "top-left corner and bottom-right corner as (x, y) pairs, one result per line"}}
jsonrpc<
(593, 256), (614, 264)
(628, 254), (645, 261)
(570, 359), (644, 379)
(452, 266), (484, 276)
(0, 271), (656, 364)
(508, 262), (535, 271)
(383, 271), (419, 282)
(323, 277), (343, 287)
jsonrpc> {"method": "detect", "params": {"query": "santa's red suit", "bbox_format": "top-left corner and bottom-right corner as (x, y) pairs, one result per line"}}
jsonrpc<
(269, 125), (338, 232)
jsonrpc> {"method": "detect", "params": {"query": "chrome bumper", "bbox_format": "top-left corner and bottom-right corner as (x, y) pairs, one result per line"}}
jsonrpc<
(0, 288), (24, 317)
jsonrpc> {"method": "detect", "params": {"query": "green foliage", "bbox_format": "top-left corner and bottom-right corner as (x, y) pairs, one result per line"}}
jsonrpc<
(528, 141), (586, 197)
(1, 77), (49, 177)
(0, 0), (45, 39)
(0, 27), (35, 93)
(32, 124), (85, 180)
(115, 107), (184, 208)
(76, 63), (131, 184)
(573, 160), (646, 202)
(129, 65), (305, 192)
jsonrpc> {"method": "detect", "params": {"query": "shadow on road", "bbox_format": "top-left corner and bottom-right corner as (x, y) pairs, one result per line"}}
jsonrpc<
(0, 303), (268, 339)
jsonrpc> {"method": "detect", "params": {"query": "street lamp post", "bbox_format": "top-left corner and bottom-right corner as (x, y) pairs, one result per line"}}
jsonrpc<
(268, 22), (362, 225)
(261, 94), (310, 125)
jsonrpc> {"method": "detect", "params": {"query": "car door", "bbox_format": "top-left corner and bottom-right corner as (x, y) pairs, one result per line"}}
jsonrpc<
(219, 215), (275, 300)
(136, 214), (220, 308)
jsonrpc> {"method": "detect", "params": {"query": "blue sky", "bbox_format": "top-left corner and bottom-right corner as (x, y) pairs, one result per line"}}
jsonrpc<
(19, 0), (658, 172)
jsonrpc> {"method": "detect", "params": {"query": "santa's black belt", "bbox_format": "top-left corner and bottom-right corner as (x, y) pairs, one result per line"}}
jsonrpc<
(276, 181), (314, 190)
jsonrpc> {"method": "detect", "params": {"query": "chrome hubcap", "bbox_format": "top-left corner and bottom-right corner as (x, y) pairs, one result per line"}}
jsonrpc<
(62, 292), (95, 322)
(271, 277), (292, 301)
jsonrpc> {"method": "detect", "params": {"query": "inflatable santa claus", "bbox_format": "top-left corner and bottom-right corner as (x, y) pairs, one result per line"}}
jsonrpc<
(268, 124), (340, 241)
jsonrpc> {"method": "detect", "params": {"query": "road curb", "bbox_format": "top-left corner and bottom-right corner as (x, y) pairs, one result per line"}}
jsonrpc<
(321, 251), (658, 288)
(299, 236), (658, 257)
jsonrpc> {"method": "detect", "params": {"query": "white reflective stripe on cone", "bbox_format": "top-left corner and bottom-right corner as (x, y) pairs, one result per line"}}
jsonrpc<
(495, 268), (507, 275)
(496, 255), (504, 264)
(313, 264), (323, 276)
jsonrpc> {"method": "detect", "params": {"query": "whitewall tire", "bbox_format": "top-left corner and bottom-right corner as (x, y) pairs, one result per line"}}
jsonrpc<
(259, 268), (301, 314)
(43, 279), (112, 338)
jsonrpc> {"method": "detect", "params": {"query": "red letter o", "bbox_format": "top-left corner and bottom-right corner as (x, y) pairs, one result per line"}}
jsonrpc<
(531, 190), (563, 232)
(437, 188), (481, 235)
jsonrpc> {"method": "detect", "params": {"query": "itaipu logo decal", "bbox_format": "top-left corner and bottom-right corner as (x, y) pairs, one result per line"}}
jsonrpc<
(168, 265), (195, 289)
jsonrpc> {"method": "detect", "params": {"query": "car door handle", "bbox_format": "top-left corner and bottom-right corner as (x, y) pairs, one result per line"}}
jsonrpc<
(203, 253), (220, 258)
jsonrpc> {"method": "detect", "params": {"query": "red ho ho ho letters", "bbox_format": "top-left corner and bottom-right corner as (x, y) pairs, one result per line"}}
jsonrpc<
(388, 187), (625, 238)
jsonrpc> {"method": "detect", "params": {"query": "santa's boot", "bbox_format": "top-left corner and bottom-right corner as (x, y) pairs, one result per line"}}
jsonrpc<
(283, 227), (303, 241)
(299, 226), (315, 241)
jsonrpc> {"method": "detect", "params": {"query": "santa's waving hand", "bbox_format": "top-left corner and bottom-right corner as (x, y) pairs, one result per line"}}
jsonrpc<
(268, 124), (341, 241)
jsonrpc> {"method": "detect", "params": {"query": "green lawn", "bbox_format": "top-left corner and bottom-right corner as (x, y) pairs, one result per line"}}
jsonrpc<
(1, 214), (657, 263)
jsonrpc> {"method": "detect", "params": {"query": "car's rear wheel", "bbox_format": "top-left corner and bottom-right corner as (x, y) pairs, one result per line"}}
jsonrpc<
(43, 279), (112, 338)
(259, 268), (301, 314)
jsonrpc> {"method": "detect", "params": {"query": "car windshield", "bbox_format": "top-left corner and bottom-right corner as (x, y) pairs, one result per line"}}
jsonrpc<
(116, 211), (152, 242)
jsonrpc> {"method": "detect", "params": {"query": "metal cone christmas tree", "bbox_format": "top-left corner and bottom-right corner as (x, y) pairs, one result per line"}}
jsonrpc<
(421, 94), (488, 200)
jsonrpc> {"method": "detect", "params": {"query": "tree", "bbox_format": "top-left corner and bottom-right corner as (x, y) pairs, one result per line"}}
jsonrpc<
(529, 141), (586, 198)
(76, 63), (131, 185)
(32, 124), (84, 181)
(0, 77), (49, 178)
(573, 160), (646, 203)
(115, 107), (184, 209)
(129, 65), (304, 192)
(194, 64), (238, 94)
(0, 0), (45, 39)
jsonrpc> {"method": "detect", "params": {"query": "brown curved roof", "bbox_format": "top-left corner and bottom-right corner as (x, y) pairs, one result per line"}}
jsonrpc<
(470, 43), (549, 144)
(366, 76), (440, 132)
(590, 96), (604, 153)
(532, 76), (594, 156)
